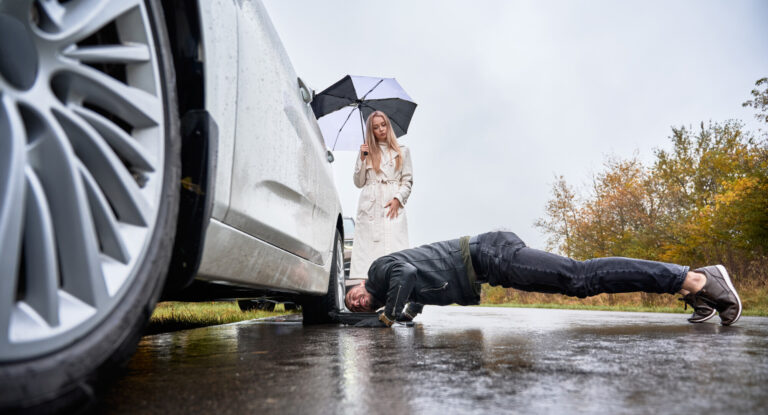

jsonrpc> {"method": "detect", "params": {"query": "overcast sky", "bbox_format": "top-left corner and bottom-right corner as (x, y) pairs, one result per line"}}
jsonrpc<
(262, 0), (768, 249)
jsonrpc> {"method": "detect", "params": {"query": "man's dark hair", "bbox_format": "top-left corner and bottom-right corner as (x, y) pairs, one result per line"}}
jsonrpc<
(363, 281), (386, 311)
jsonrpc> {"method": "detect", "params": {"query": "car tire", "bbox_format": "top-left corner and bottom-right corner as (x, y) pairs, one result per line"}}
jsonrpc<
(237, 300), (276, 312)
(260, 302), (276, 312)
(0, 0), (179, 412)
(284, 302), (299, 311)
(301, 230), (345, 325)
(237, 299), (258, 312)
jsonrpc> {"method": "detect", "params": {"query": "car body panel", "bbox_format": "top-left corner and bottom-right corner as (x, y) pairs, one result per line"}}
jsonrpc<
(223, 0), (336, 266)
(193, 0), (341, 292)
(197, 0), (238, 221)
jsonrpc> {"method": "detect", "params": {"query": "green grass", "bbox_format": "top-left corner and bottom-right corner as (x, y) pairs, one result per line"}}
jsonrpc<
(481, 284), (768, 317)
(478, 302), (698, 314)
(146, 289), (766, 336)
(478, 294), (768, 316)
(145, 301), (298, 335)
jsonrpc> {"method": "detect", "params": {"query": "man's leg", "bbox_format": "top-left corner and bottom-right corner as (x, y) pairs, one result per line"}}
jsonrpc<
(474, 232), (741, 325)
(488, 246), (689, 297)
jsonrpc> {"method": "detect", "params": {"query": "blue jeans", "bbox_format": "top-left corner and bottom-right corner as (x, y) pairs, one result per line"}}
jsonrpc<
(470, 232), (688, 297)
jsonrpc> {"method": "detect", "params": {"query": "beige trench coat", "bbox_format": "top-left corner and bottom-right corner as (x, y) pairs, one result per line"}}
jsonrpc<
(349, 142), (413, 279)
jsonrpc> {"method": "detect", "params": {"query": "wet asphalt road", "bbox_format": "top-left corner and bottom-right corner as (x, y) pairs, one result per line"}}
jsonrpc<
(98, 307), (768, 414)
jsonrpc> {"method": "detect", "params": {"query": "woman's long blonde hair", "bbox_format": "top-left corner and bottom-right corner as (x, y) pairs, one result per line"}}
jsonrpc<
(365, 111), (403, 173)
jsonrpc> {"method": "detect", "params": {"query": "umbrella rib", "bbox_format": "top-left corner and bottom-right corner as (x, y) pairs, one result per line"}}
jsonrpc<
(332, 106), (359, 151)
(359, 79), (384, 100)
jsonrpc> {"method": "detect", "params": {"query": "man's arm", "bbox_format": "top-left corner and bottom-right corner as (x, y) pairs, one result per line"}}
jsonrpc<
(354, 259), (418, 328)
(399, 302), (423, 322)
(379, 261), (418, 326)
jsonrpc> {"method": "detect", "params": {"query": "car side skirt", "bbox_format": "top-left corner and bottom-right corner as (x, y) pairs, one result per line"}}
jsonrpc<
(195, 218), (331, 295)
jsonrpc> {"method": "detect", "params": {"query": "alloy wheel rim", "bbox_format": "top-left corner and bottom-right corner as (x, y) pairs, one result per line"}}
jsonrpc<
(335, 237), (346, 311)
(0, 0), (165, 361)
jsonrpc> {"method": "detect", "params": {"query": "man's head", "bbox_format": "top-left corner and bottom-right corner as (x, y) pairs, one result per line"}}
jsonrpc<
(345, 282), (375, 312)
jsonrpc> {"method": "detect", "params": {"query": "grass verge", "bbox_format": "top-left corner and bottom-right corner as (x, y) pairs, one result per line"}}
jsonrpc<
(145, 301), (298, 335)
(479, 303), (698, 314)
(146, 288), (766, 336)
(481, 285), (768, 316)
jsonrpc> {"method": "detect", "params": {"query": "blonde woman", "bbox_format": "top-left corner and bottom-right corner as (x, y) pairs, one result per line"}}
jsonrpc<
(350, 111), (414, 280)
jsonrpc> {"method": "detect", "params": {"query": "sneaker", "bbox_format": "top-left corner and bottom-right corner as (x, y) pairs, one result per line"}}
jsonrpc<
(678, 293), (716, 323)
(694, 265), (742, 326)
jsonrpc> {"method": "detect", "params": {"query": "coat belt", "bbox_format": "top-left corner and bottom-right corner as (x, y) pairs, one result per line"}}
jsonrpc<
(367, 179), (399, 185)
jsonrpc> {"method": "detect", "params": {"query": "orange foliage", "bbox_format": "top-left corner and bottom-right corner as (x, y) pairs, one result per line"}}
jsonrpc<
(535, 118), (768, 292)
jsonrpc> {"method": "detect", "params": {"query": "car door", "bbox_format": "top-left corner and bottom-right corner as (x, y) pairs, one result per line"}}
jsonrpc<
(223, 0), (337, 265)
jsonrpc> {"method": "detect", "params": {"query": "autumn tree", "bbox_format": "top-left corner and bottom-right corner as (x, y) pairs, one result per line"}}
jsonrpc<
(536, 78), (768, 289)
(534, 176), (577, 256)
(742, 77), (768, 125)
(652, 121), (766, 266)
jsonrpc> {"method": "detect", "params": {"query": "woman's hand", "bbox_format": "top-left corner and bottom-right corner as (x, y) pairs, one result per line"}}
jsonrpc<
(360, 143), (369, 160)
(384, 198), (402, 219)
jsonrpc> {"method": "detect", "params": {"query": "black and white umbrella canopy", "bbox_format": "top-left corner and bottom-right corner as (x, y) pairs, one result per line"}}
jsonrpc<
(312, 75), (417, 151)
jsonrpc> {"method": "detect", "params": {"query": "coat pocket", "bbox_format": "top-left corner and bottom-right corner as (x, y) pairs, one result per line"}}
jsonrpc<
(420, 282), (448, 293)
(357, 198), (375, 217)
(417, 281), (451, 305)
(357, 188), (376, 219)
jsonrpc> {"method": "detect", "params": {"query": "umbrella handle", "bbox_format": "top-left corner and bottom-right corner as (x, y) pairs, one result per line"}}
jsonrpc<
(363, 151), (368, 156)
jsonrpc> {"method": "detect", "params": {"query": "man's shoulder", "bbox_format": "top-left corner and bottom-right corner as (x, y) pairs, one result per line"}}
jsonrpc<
(368, 255), (399, 278)
(387, 239), (462, 263)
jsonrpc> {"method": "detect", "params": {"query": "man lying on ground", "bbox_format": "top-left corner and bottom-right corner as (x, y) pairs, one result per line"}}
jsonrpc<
(344, 231), (742, 327)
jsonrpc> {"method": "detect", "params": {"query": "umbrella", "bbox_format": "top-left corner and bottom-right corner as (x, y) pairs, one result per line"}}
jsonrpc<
(311, 75), (417, 151)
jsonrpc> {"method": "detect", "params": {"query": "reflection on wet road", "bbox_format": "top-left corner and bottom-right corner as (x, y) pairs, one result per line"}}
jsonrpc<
(99, 307), (768, 414)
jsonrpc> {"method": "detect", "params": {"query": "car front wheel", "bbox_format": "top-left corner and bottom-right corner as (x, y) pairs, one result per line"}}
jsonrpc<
(301, 229), (345, 324)
(0, 0), (179, 411)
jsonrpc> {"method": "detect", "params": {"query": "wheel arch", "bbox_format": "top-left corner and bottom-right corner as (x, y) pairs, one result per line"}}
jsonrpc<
(157, 1), (218, 297)
(336, 213), (345, 244)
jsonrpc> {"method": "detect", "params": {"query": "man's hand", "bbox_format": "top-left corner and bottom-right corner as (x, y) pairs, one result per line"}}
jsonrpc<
(353, 317), (387, 328)
(385, 198), (402, 219)
(398, 303), (421, 322)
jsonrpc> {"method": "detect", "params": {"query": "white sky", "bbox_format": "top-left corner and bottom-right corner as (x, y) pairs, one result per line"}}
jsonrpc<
(262, 0), (768, 249)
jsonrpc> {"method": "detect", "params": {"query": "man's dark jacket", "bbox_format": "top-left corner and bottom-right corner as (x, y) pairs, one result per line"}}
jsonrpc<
(365, 237), (481, 319)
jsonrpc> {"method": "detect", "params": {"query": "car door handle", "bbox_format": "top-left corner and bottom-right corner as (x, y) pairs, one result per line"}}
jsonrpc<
(297, 77), (313, 104)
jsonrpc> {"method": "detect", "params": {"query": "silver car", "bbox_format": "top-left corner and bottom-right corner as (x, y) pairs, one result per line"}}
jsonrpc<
(0, 0), (345, 411)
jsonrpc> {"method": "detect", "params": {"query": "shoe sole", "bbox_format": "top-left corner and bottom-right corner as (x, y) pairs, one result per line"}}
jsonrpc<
(715, 264), (742, 325)
(688, 307), (717, 323)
